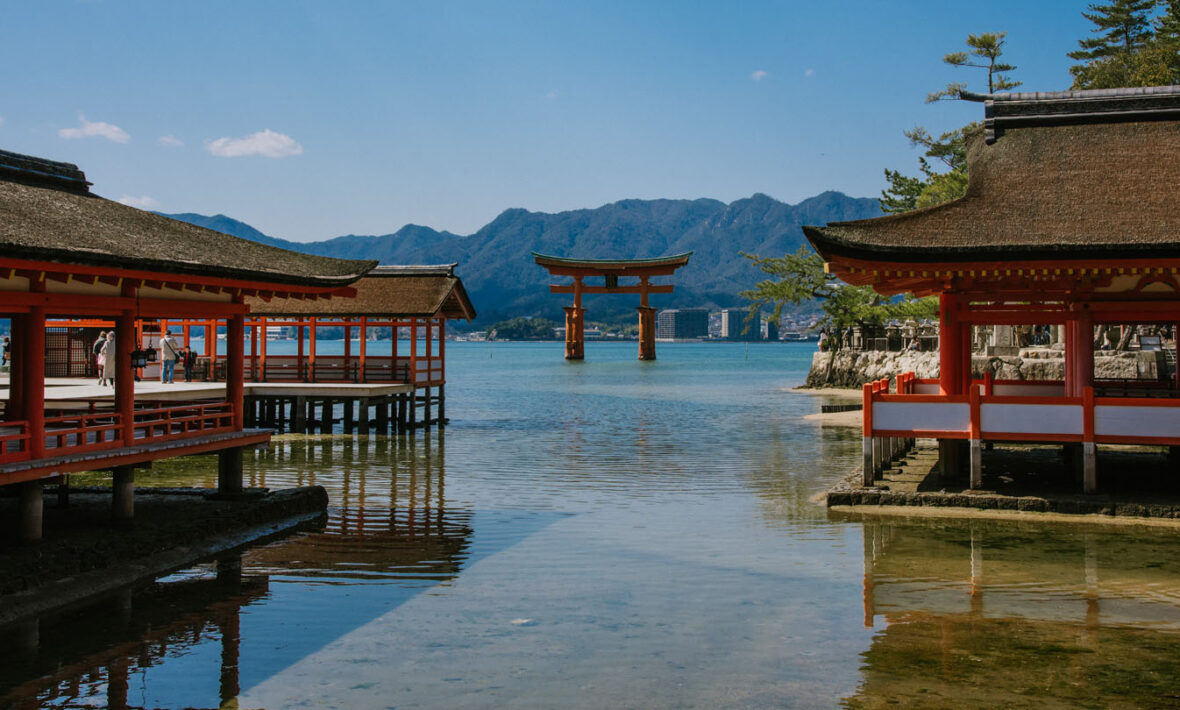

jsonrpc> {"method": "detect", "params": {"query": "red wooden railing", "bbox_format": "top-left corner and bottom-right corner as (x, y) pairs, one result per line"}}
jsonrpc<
(243, 354), (443, 385)
(134, 402), (234, 442)
(0, 421), (30, 463)
(43, 412), (122, 455)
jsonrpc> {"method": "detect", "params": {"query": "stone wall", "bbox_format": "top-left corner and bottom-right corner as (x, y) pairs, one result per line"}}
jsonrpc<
(806, 347), (1167, 389)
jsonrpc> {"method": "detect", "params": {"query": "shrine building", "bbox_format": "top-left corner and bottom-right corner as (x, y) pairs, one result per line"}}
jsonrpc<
(803, 86), (1180, 494)
(0, 149), (377, 541)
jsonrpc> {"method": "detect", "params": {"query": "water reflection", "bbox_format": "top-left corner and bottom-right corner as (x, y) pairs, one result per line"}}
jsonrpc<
(0, 433), (499, 708)
(847, 518), (1180, 707)
(0, 555), (263, 709)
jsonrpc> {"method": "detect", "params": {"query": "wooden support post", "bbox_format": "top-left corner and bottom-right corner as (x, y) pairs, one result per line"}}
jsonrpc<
(112, 464), (135, 522)
(358, 397), (370, 435)
(424, 387), (432, 427)
(1083, 442), (1097, 494)
(218, 447), (243, 496)
(293, 396), (306, 432)
(1083, 386), (1098, 494)
(438, 384), (446, 425)
(57, 475), (70, 508)
(249, 321), (258, 381)
(376, 395), (389, 433)
(19, 480), (43, 543)
(344, 399), (355, 434)
(321, 400), (333, 434)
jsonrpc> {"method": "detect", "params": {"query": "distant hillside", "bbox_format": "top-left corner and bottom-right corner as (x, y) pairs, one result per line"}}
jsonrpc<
(160, 191), (880, 326)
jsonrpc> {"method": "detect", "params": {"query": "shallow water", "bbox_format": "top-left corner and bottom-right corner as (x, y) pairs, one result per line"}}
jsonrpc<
(4, 342), (1180, 708)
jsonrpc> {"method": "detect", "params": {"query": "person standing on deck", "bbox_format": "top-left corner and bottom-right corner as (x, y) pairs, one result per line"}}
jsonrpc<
(1, 335), (9, 369)
(99, 331), (115, 386)
(92, 330), (107, 382)
(159, 329), (178, 384)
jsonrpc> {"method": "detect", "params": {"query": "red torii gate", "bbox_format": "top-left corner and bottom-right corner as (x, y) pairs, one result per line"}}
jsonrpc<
(533, 252), (692, 361)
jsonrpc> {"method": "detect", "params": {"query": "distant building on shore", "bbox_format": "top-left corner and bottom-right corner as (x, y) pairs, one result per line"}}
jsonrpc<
(719, 309), (762, 341)
(656, 308), (708, 340)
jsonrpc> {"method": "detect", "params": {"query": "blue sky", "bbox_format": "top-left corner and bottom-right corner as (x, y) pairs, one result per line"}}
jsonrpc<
(4, 1), (1093, 242)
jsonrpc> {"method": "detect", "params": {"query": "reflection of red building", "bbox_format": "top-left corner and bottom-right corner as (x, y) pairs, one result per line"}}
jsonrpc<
(0, 149), (375, 540)
(805, 87), (1180, 494)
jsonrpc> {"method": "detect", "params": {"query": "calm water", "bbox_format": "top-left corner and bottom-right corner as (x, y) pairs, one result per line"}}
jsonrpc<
(5, 342), (1180, 708)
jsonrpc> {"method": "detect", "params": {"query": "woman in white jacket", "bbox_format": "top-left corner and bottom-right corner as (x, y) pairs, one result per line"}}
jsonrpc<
(99, 331), (116, 386)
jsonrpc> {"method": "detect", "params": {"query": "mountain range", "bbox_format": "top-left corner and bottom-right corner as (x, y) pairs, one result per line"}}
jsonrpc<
(162, 191), (881, 327)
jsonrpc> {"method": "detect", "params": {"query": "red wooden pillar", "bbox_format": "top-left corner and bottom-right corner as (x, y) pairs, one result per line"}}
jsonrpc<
(1066, 308), (1094, 398)
(8, 314), (26, 429)
(344, 322), (352, 381)
(308, 317), (317, 382)
(259, 317), (268, 382)
(410, 319), (418, 384)
(116, 310), (135, 445)
(437, 318), (446, 382)
(249, 320), (258, 382)
(227, 308), (245, 431)
(938, 293), (964, 396)
(937, 292), (964, 480)
(24, 305), (46, 459)
(359, 316), (368, 383)
(297, 322), (305, 381)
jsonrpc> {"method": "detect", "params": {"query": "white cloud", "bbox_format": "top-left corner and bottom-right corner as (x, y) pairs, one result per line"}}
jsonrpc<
(205, 128), (303, 158)
(59, 114), (130, 143)
(804, 68), (815, 78)
(751, 70), (768, 81)
(117, 194), (160, 209)
(545, 89), (559, 100)
(157, 134), (184, 147)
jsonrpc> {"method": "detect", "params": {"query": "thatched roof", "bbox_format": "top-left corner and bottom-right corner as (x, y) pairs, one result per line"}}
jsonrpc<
(805, 86), (1180, 263)
(0, 150), (377, 288)
(247, 264), (477, 320)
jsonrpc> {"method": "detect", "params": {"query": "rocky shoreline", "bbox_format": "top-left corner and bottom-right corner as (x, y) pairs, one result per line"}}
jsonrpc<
(805, 347), (1166, 389)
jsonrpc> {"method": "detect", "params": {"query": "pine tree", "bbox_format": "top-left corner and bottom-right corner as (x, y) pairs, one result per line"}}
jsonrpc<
(928, 32), (1021, 101)
(1069, 0), (1179, 88)
(1068, 0), (1157, 62)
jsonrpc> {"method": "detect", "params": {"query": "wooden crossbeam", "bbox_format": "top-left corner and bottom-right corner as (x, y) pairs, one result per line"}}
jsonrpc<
(549, 284), (674, 295)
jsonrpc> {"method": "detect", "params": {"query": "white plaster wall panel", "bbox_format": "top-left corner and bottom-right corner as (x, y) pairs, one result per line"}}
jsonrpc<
(873, 402), (970, 433)
(981, 404), (1082, 435)
(1095, 405), (1180, 439)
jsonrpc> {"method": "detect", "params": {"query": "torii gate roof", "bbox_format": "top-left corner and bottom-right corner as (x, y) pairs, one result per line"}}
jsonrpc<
(532, 252), (692, 276)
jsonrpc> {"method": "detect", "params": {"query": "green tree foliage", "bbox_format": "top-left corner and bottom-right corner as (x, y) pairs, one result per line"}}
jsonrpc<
(739, 248), (937, 335)
(880, 32), (1016, 215)
(1069, 0), (1180, 88)
(489, 317), (558, 340)
(928, 32), (1022, 100)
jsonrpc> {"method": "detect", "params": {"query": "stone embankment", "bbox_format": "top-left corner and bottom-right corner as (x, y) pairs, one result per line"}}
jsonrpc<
(805, 347), (1166, 389)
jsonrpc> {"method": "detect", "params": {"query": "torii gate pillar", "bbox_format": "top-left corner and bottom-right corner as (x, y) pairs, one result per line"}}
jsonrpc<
(564, 306), (585, 360)
(637, 306), (656, 360)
